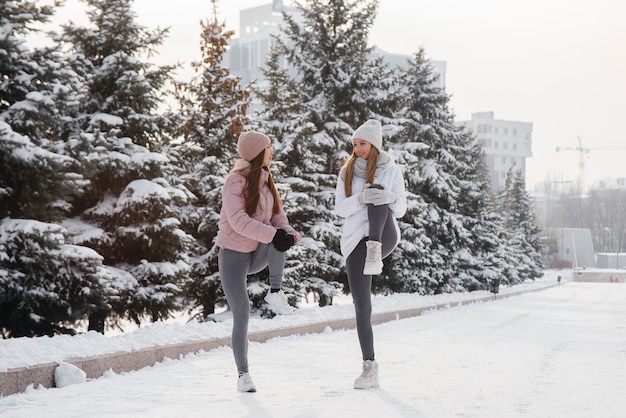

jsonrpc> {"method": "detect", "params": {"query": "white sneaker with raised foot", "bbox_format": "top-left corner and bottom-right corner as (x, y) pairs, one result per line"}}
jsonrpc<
(237, 372), (257, 392)
(264, 290), (294, 315)
(354, 360), (379, 389)
(363, 241), (383, 275)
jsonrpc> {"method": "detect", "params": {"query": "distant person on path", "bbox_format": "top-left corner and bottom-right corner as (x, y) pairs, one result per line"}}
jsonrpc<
(216, 131), (301, 392)
(335, 119), (407, 389)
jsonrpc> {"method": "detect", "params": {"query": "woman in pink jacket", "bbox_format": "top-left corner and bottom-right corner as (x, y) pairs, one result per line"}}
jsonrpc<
(216, 130), (301, 393)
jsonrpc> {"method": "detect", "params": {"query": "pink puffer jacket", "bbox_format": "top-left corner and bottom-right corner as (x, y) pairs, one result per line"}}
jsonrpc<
(215, 167), (301, 253)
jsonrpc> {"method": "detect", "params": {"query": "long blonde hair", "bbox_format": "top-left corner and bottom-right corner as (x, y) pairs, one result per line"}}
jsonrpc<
(342, 147), (379, 196)
(243, 150), (282, 216)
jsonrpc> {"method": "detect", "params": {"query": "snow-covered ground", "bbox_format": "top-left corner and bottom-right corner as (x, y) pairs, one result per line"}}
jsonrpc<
(2, 270), (626, 417)
(1, 273), (561, 371)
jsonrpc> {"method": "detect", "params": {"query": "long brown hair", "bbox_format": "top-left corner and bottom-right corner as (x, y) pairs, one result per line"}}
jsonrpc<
(342, 146), (379, 196)
(243, 149), (282, 216)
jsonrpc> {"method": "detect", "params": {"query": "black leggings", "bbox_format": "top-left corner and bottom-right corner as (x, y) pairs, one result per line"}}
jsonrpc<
(345, 201), (397, 361)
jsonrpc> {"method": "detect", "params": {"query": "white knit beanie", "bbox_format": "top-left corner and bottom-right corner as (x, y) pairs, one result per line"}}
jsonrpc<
(351, 119), (382, 151)
(237, 131), (270, 161)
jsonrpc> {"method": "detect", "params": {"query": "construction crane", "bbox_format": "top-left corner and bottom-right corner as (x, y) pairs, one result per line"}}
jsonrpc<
(556, 138), (626, 192)
(556, 137), (589, 193)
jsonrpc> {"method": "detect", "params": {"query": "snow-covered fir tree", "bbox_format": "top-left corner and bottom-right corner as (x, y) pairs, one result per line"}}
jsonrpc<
(252, 48), (304, 143)
(499, 167), (545, 282)
(55, 0), (175, 149)
(0, 2), (93, 337)
(390, 48), (493, 294)
(2, 46), (87, 145)
(270, 0), (396, 302)
(0, 0), (85, 223)
(0, 118), (83, 222)
(453, 137), (513, 290)
(0, 0), (86, 144)
(0, 218), (112, 338)
(171, 3), (251, 318)
(0, 0), (56, 112)
(253, 46), (334, 306)
(0, 2), (113, 337)
(52, 0), (193, 332)
(0, 124), (110, 337)
(173, 4), (248, 158)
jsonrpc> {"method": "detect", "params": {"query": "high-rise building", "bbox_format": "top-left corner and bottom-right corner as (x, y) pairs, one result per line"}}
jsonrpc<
(224, 2), (446, 89)
(225, 2), (290, 86)
(456, 111), (533, 192)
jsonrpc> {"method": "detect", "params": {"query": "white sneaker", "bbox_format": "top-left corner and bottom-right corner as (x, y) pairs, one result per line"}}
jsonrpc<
(363, 241), (383, 275)
(353, 360), (379, 389)
(237, 372), (257, 392)
(264, 290), (294, 315)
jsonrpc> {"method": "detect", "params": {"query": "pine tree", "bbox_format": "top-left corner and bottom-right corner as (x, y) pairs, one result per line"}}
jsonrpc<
(173, 2), (249, 159)
(454, 139), (511, 291)
(0, 0), (76, 142)
(57, 0), (175, 149)
(0, 124), (109, 337)
(0, 120), (84, 222)
(0, 0), (87, 144)
(0, 0), (56, 112)
(0, 2), (115, 337)
(0, 0), (88, 222)
(499, 168), (545, 282)
(252, 47), (306, 144)
(389, 48), (480, 294)
(0, 0), (85, 223)
(253, 47), (332, 305)
(268, 0), (393, 303)
(0, 218), (112, 337)
(2, 47), (87, 144)
(171, 2), (251, 318)
(53, 0), (192, 331)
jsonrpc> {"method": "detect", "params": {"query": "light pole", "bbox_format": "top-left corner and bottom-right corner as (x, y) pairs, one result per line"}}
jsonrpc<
(617, 184), (622, 269)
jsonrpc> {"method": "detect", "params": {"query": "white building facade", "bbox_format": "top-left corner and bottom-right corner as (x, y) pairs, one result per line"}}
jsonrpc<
(547, 227), (596, 268)
(224, 1), (446, 90)
(456, 111), (533, 192)
(225, 2), (289, 86)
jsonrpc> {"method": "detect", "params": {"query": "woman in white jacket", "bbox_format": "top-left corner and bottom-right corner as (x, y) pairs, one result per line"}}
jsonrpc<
(335, 119), (407, 389)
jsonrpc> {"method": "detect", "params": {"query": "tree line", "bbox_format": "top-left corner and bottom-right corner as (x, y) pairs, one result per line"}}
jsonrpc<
(0, 0), (544, 338)
(534, 178), (625, 265)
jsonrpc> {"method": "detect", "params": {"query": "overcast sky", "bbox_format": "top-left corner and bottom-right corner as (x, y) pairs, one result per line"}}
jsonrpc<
(46, 0), (626, 190)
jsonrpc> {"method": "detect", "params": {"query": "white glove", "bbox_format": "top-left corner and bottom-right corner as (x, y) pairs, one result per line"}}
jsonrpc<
(358, 183), (371, 204)
(361, 186), (396, 206)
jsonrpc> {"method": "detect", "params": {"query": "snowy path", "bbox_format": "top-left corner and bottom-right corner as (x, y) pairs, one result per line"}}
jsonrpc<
(1, 282), (625, 417)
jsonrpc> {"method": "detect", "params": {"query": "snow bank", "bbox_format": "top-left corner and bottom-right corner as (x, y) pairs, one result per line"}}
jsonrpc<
(0, 273), (562, 372)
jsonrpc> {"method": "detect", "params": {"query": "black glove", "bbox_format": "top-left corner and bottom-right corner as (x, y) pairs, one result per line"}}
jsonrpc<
(272, 228), (295, 252)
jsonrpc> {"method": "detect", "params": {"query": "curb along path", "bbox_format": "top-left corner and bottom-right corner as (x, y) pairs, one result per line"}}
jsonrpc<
(0, 284), (555, 397)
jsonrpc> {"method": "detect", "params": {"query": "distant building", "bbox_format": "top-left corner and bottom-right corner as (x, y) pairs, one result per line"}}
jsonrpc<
(455, 111), (533, 192)
(225, 2), (290, 86)
(547, 227), (596, 268)
(224, 2), (446, 90)
(596, 253), (626, 269)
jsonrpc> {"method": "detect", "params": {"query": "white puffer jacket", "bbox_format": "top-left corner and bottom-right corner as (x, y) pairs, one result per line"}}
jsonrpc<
(334, 158), (407, 261)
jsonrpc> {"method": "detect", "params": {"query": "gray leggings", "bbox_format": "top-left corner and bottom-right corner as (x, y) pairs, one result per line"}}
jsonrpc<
(219, 243), (286, 374)
(346, 202), (397, 361)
